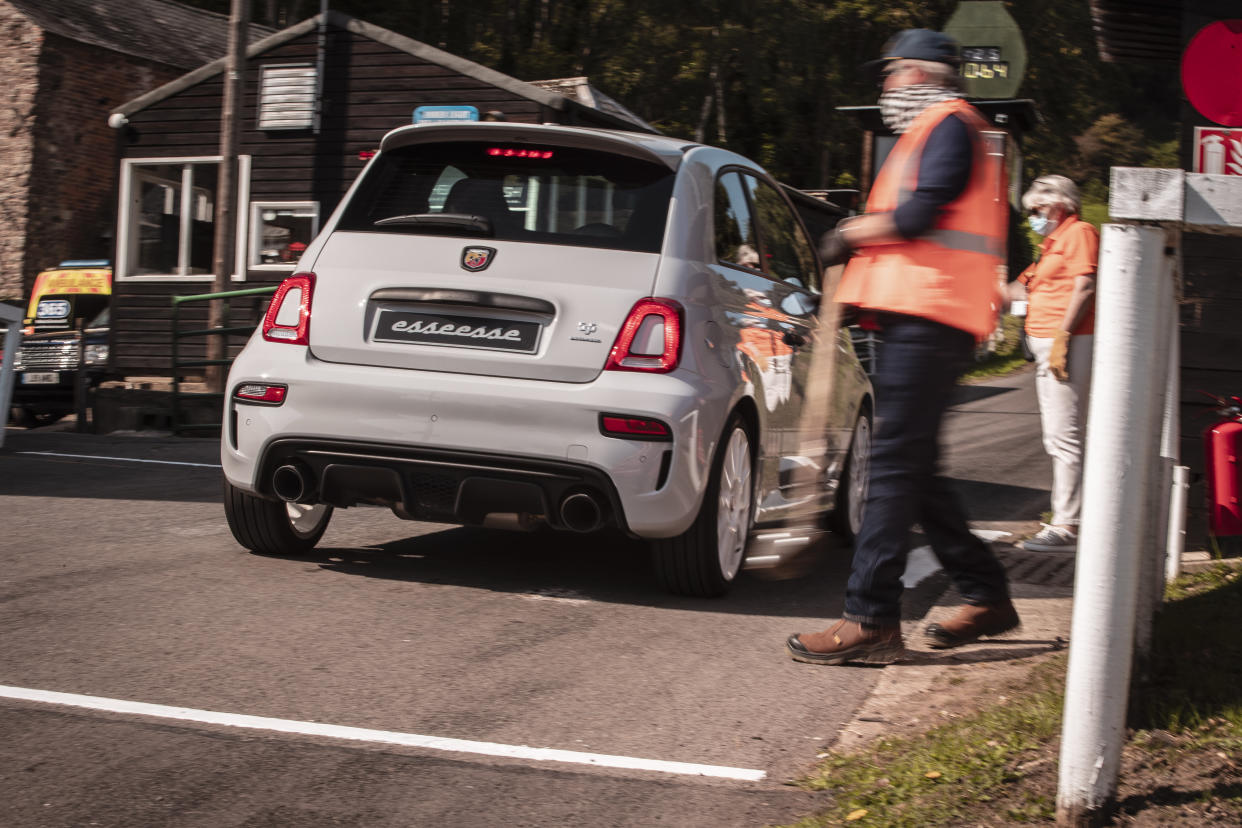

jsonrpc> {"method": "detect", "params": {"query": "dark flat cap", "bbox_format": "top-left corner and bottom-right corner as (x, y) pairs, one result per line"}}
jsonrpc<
(862, 28), (961, 75)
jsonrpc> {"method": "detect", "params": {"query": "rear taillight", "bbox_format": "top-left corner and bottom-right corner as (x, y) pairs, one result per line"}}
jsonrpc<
(599, 414), (672, 441)
(604, 298), (682, 373)
(233, 383), (287, 405)
(262, 272), (315, 345)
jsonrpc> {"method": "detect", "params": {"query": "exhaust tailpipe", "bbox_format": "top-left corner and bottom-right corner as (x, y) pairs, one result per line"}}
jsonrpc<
(559, 492), (604, 533)
(272, 463), (313, 503)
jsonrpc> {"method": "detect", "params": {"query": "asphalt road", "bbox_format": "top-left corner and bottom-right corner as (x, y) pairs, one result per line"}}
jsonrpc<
(0, 366), (1049, 827)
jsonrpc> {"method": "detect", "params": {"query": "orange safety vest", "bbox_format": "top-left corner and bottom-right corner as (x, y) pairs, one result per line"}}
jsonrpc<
(835, 98), (1005, 341)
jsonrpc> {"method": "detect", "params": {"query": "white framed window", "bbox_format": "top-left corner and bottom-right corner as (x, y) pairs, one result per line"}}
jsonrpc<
(249, 202), (319, 270)
(117, 156), (250, 282)
(258, 64), (317, 131)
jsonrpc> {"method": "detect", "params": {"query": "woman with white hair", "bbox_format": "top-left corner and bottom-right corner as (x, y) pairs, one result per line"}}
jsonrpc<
(1016, 174), (1099, 552)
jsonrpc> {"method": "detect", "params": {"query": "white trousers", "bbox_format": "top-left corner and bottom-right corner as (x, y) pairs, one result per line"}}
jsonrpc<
(1028, 334), (1093, 527)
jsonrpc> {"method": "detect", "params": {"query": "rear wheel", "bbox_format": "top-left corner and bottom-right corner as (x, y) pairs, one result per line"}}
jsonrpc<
(652, 413), (754, 597)
(224, 479), (333, 555)
(831, 406), (872, 541)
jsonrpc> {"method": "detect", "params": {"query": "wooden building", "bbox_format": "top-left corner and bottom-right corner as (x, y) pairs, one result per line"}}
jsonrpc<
(106, 9), (655, 376)
(0, 0), (272, 303)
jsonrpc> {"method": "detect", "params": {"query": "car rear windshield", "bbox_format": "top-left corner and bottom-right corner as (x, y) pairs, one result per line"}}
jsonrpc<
(336, 141), (675, 253)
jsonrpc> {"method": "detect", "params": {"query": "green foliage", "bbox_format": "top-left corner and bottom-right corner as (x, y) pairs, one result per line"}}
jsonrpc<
(961, 314), (1029, 382)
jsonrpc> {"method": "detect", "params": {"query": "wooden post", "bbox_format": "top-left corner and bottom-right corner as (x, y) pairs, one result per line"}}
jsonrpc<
(207, 0), (250, 392)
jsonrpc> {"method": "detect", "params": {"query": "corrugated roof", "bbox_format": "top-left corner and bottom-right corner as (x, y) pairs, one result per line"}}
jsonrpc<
(8, 0), (276, 70)
(1088, 0), (1182, 63)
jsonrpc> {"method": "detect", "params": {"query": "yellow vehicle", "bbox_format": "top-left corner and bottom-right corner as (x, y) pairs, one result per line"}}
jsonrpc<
(8, 260), (112, 426)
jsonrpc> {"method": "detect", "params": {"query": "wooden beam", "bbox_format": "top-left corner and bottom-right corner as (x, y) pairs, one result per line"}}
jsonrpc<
(1109, 167), (1242, 237)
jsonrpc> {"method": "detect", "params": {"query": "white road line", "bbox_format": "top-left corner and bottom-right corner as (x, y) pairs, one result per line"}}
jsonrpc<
(0, 685), (766, 782)
(17, 451), (220, 469)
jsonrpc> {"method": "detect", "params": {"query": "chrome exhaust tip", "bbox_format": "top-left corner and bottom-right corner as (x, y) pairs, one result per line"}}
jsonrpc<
(559, 492), (604, 533)
(271, 463), (313, 503)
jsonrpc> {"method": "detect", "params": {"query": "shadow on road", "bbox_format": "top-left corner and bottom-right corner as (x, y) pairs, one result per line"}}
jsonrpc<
(949, 479), (1049, 522)
(245, 522), (951, 620)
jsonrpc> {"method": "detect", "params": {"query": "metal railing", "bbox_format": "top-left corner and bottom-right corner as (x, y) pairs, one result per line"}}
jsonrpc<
(170, 286), (276, 435)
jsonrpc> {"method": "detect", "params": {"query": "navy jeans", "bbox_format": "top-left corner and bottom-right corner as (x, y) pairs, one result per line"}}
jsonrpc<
(844, 313), (1011, 627)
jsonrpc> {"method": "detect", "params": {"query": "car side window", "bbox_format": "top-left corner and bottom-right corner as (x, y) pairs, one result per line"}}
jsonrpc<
(741, 174), (820, 292)
(714, 172), (763, 272)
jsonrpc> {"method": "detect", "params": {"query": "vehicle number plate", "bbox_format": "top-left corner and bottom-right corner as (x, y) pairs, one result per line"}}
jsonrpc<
(21, 372), (59, 384)
(373, 309), (541, 353)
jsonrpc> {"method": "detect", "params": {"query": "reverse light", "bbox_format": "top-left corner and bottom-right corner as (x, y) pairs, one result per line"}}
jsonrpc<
(233, 383), (287, 405)
(262, 272), (315, 345)
(604, 298), (682, 373)
(599, 414), (672, 441)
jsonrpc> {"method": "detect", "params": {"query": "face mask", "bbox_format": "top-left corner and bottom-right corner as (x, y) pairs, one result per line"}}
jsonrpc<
(1028, 214), (1058, 236)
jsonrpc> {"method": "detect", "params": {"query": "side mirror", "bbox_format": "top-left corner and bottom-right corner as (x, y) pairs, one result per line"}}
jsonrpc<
(779, 291), (820, 317)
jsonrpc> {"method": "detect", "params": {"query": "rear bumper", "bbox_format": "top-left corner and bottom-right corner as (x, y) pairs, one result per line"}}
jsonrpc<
(255, 438), (630, 532)
(221, 342), (733, 537)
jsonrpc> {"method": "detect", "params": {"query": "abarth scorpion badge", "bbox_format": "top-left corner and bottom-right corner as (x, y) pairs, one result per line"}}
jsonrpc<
(461, 246), (496, 272)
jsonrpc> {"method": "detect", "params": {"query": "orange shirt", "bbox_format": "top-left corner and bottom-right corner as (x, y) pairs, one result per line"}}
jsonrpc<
(1019, 214), (1098, 337)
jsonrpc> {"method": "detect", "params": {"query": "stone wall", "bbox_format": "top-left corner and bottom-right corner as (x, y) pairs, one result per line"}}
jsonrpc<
(0, 3), (41, 301)
(24, 33), (179, 299)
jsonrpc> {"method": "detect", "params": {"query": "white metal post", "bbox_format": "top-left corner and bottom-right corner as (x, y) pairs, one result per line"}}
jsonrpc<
(1157, 286), (1182, 584)
(0, 303), (22, 449)
(1166, 465), (1190, 581)
(1056, 224), (1170, 825)
(1136, 258), (1176, 665)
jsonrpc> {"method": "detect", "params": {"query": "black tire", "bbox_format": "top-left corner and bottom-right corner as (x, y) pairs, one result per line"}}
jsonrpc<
(10, 407), (37, 428)
(223, 479), (333, 555)
(652, 413), (755, 597)
(831, 405), (872, 542)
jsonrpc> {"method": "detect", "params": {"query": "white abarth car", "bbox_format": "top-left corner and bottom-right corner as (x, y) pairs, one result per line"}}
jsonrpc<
(222, 122), (872, 596)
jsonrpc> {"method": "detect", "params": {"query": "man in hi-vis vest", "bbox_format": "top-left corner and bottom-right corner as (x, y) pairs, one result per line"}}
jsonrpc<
(787, 29), (1018, 666)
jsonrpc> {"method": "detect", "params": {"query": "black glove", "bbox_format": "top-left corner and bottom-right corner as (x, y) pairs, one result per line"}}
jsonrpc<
(818, 226), (852, 267)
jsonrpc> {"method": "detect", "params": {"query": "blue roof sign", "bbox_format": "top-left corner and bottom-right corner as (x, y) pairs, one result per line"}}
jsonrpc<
(414, 105), (480, 124)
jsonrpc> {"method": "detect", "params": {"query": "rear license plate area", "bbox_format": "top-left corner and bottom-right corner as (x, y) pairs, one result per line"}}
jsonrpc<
(372, 309), (541, 353)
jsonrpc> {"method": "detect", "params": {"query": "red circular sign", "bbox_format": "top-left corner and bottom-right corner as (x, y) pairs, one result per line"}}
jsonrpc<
(1182, 20), (1242, 126)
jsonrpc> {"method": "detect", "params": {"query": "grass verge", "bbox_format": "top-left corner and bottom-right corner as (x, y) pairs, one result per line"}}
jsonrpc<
(785, 657), (1065, 827)
(782, 562), (1242, 827)
(961, 314), (1031, 383)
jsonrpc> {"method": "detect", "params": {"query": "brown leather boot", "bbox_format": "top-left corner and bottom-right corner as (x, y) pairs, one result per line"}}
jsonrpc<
(924, 601), (1020, 649)
(786, 619), (904, 666)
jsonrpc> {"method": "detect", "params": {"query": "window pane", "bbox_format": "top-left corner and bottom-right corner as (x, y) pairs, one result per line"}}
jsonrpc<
(254, 203), (318, 265)
(129, 160), (220, 276)
(744, 175), (818, 289)
(188, 163), (217, 274)
(135, 164), (182, 275)
(337, 142), (673, 253)
(715, 172), (761, 271)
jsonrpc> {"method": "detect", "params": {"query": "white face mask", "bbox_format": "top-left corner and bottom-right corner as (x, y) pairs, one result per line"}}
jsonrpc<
(1028, 214), (1058, 236)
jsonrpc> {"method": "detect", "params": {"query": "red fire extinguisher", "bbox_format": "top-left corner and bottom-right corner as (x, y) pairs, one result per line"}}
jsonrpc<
(1203, 394), (1242, 537)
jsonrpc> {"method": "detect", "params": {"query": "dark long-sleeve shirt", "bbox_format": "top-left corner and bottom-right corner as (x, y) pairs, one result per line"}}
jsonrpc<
(891, 113), (973, 239)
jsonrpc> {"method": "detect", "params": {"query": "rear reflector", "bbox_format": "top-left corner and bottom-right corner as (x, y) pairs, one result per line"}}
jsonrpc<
(599, 414), (672, 441)
(604, 298), (682, 373)
(263, 272), (315, 346)
(233, 383), (287, 405)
